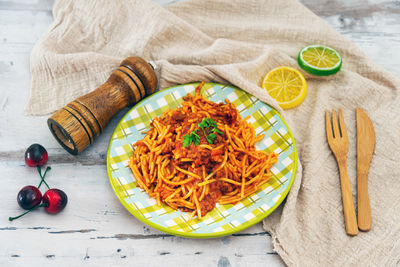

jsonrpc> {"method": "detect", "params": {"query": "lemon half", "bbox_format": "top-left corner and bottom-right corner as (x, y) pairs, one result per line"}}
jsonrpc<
(262, 66), (307, 109)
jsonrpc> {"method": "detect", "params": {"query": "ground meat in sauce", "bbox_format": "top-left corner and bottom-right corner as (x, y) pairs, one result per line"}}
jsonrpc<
(130, 84), (276, 218)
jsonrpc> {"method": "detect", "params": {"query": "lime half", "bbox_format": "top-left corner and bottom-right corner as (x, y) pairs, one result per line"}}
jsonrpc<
(298, 45), (342, 76)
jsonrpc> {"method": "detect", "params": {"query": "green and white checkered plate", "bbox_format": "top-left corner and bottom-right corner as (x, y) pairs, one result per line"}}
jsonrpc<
(107, 82), (298, 238)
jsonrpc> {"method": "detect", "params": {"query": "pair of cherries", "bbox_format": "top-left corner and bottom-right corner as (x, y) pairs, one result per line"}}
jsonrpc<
(9, 144), (68, 221)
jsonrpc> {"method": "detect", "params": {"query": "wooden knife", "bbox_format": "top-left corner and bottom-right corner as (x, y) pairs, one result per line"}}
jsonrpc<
(356, 107), (375, 231)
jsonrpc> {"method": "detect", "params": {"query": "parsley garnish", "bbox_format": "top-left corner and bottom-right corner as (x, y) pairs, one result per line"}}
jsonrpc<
(182, 129), (200, 147)
(210, 127), (224, 135)
(198, 118), (224, 144)
(198, 117), (217, 129)
(182, 118), (224, 147)
(207, 133), (217, 143)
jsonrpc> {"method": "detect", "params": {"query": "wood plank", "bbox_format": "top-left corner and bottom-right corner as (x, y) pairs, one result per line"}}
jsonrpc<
(311, 3), (400, 74)
(0, 162), (269, 235)
(0, 230), (283, 266)
(0, 0), (53, 11)
(301, 0), (400, 17)
(0, 10), (53, 45)
(0, 161), (283, 266)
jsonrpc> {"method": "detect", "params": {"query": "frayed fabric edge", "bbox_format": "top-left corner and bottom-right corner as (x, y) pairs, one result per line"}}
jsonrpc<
(263, 221), (297, 267)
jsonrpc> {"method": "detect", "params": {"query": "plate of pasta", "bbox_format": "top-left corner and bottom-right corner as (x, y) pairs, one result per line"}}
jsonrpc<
(107, 82), (297, 238)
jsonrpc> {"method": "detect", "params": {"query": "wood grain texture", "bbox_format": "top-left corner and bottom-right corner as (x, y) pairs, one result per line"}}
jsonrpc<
(326, 109), (358, 236)
(0, 162), (282, 266)
(48, 57), (157, 154)
(356, 107), (375, 231)
(0, 0), (399, 266)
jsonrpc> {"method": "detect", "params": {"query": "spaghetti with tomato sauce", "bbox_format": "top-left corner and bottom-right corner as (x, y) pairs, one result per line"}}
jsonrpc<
(129, 82), (277, 219)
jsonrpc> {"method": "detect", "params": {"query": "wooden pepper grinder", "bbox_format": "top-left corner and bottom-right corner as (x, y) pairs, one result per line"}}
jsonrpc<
(47, 57), (157, 155)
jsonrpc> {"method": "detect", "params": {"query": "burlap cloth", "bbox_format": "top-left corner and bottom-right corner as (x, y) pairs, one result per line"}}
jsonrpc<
(26, 0), (400, 266)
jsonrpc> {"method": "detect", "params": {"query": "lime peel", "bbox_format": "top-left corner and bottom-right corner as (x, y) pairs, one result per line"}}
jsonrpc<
(298, 45), (342, 76)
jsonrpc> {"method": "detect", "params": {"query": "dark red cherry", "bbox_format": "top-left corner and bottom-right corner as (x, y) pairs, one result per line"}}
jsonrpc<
(25, 144), (48, 167)
(17, 186), (42, 210)
(42, 189), (68, 214)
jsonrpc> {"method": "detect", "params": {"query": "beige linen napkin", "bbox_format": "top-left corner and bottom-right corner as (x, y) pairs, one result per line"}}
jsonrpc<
(27, 0), (400, 266)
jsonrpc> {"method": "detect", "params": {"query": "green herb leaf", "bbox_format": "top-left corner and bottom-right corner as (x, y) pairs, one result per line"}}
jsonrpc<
(211, 128), (224, 135)
(198, 118), (217, 129)
(208, 119), (218, 128)
(198, 120), (209, 129)
(197, 118), (223, 145)
(207, 133), (217, 144)
(183, 130), (201, 147)
(182, 134), (192, 147)
(192, 132), (200, 145)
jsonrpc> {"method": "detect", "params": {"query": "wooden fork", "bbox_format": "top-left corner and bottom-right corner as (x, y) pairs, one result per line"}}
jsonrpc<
(325, 109), (358, 236)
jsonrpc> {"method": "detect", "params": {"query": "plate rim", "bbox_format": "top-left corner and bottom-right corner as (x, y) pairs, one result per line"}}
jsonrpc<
(106, 82), (298, 238)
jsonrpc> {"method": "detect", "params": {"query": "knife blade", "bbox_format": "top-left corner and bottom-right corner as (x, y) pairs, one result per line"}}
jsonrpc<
(356, 107), (375, 231)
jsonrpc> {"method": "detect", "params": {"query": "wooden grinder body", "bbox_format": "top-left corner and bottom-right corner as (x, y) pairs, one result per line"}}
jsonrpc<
(48, 57), (157, 155)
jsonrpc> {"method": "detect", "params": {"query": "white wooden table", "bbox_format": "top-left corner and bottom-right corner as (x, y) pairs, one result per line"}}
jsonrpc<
(1, 0), (399, 266)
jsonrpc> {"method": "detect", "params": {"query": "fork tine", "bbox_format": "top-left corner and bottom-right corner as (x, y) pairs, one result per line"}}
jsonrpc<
(325, 110), (333, 141)
(338, 109), (348, 140)
(331, 109), (340, 138)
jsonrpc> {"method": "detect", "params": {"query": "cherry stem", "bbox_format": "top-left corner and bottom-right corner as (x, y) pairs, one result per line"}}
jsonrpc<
(37, 166), (51, 190)
(8, 203), (48, 221)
